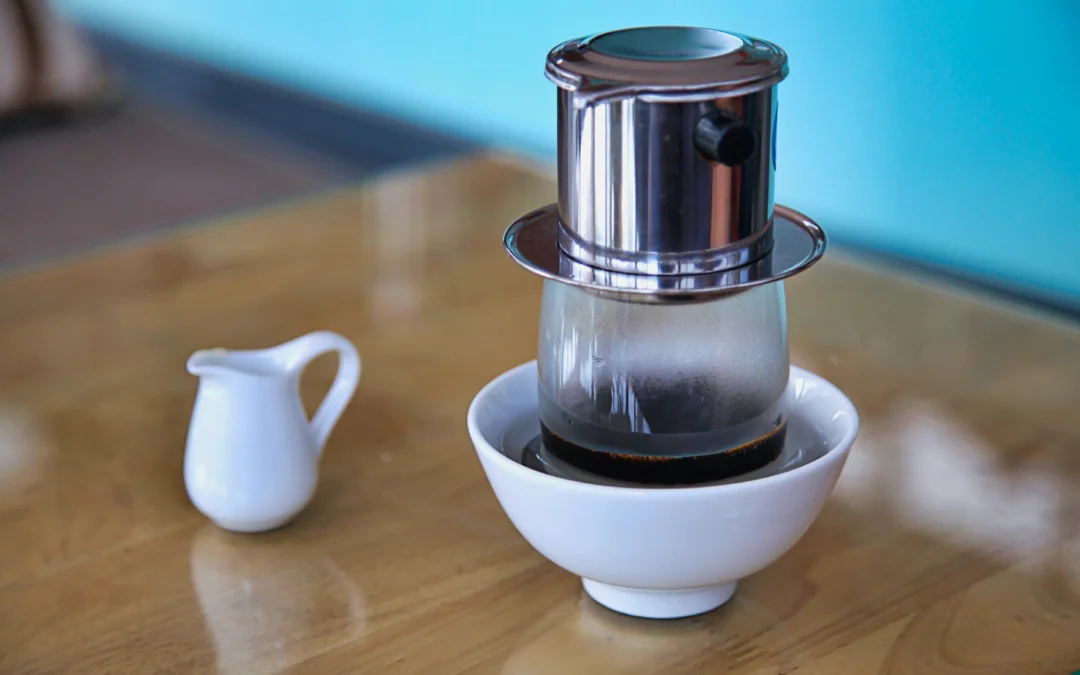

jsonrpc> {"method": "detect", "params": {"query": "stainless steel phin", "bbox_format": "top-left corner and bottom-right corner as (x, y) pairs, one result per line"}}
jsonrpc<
(503, 26), (827, 484)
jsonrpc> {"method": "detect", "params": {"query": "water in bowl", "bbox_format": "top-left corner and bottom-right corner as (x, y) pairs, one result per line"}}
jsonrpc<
(500, 403), (830, 488)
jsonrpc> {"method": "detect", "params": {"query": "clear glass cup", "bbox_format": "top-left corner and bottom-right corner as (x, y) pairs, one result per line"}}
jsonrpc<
(536, 279), (790, 483)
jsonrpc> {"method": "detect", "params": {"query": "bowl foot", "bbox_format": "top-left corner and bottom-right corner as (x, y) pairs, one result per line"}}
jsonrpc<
(582, 579), (737, 619)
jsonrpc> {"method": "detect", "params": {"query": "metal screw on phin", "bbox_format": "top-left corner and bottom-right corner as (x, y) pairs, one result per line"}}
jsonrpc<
(504, 26), (827, 485)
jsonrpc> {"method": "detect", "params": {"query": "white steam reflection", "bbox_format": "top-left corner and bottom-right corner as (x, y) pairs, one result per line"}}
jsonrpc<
(0, 404), (49, 497)
(833, 402), (1065, 560)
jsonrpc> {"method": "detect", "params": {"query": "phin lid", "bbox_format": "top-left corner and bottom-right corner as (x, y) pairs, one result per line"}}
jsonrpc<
(545, 26), (788, 102)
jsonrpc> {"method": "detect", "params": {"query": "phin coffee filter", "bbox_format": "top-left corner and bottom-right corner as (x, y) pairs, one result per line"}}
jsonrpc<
(503, 27), (826, 484)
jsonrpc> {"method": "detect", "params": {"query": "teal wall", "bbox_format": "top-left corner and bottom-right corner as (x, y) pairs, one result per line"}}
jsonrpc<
(59, 0), (1080, 304)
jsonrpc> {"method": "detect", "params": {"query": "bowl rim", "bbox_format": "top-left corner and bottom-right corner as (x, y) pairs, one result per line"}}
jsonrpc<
(467, 360), (859, 499)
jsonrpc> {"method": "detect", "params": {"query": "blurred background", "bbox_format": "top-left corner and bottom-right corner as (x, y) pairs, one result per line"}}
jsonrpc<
(4, 0), (1079, 314)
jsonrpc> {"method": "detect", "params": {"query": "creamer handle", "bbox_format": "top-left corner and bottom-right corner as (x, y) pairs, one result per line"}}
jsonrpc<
(283, 331), (362, 455)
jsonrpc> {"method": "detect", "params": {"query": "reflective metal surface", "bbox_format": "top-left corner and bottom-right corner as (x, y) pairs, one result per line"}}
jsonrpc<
(504, 202), (826, 303)
(548, 26), (787, 279)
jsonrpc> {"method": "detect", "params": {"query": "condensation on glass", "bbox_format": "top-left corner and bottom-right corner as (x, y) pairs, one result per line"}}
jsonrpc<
(537, 280), (790, 459)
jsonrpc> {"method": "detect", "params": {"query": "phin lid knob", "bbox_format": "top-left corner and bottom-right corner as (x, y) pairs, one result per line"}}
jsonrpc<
(694, 109), (757, 166)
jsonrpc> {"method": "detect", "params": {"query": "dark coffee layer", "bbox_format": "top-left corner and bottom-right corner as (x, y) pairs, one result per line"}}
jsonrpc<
(540, 420), (787, 485)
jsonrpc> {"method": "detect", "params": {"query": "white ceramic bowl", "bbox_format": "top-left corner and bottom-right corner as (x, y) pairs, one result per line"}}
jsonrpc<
(468, 361), (859, 619)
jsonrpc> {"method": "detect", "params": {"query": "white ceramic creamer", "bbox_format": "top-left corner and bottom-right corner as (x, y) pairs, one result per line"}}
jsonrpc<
(184, 331), (361, 533)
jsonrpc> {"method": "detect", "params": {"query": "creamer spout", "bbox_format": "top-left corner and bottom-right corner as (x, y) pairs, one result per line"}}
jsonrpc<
(186, 348), (281, 378)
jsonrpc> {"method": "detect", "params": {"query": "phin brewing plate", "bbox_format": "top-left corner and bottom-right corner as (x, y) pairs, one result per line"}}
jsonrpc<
(504, 203), (825, 304)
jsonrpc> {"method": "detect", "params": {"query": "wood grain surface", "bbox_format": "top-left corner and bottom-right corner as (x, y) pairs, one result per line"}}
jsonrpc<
(0, 153), (1077, 674)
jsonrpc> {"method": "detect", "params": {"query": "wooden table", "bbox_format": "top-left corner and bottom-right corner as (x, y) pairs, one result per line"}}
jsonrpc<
(1, 154), (1078, 674)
